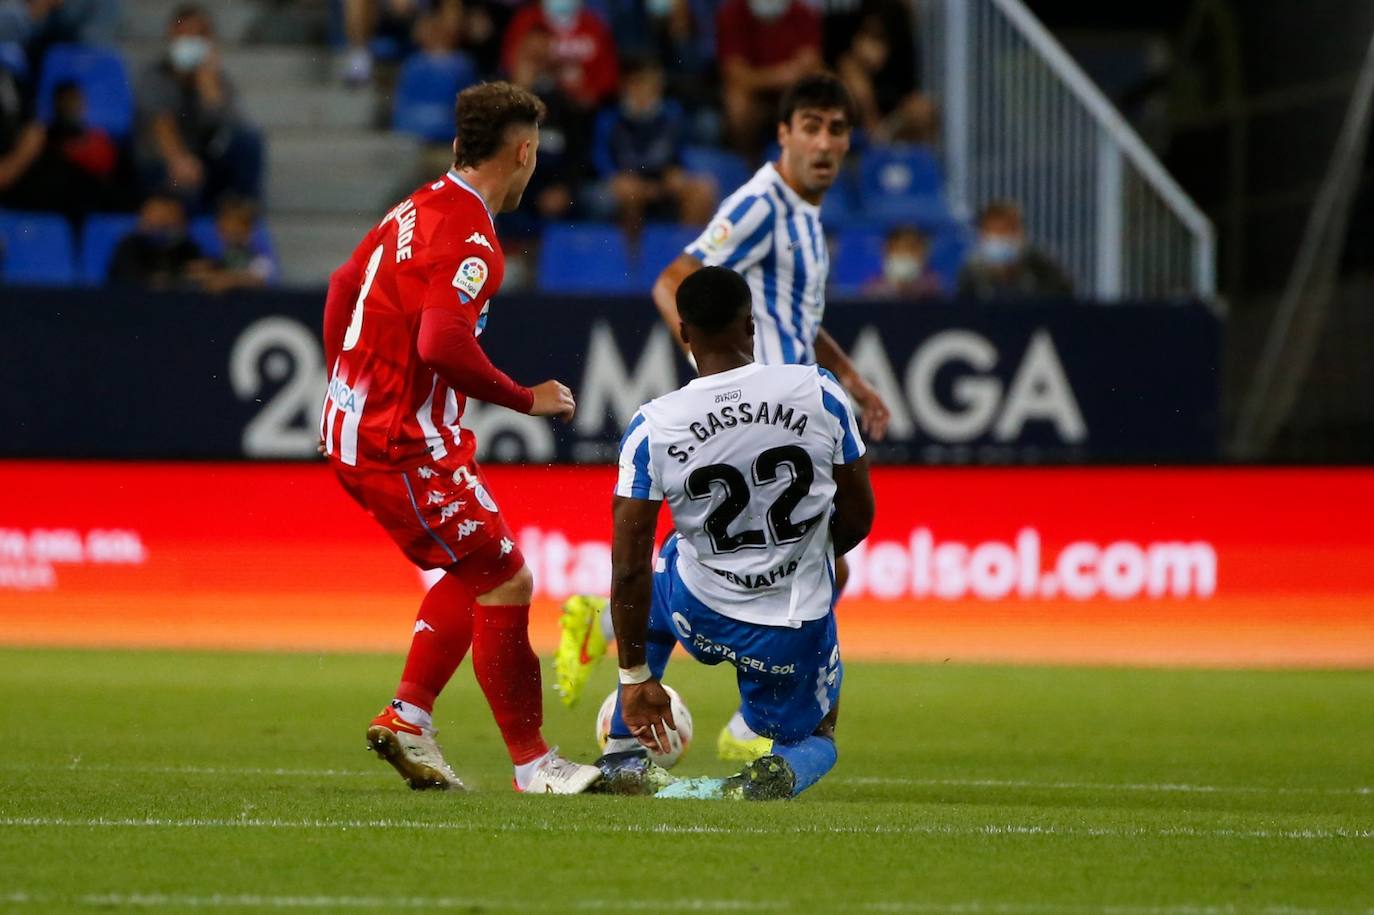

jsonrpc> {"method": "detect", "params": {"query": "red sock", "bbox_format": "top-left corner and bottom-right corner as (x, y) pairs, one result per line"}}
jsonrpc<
(471, 602), (548, 765)
(394, 573), (474, 713)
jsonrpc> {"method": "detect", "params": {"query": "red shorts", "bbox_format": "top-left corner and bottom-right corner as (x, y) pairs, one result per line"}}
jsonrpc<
(334, 451), (525, 592)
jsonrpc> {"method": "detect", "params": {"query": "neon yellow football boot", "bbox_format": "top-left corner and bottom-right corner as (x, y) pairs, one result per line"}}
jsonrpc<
(553, 594), (609, 707)
(716, 712), (774, 762)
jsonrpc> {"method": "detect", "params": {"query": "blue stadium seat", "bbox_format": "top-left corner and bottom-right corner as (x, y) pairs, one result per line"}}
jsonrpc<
(830, 222), (970, 295)
(927, 227), (972, 290)
(681, 146), (750, 200)
(392, 52), (477, 143)
(537, 223), (634, 293)
(189, 216), (280, 282)
(858, 144), (947, 225)
(36, 44), (135, 139)
(0, 211), (77, 285)
(828, 225), (885, 293)
(80, 213), (138, 285)
(636, 223), (698, 288)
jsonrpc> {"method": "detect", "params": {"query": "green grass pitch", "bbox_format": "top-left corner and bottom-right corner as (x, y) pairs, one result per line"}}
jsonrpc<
(0, 648), (1370, 914)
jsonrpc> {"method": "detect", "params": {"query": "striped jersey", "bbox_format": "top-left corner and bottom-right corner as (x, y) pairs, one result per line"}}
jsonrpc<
(615, 363), (865, 627)
(684, 163), (829, 366)
(320, 171), (503, 469)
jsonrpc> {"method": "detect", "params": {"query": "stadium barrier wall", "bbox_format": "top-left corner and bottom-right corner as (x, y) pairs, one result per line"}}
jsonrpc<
(2, 462), (1370, 666)
(1, 288), (1220, 463)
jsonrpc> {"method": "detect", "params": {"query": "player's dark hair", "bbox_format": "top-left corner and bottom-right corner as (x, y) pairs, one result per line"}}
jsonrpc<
(677, 267), (752, 336)
(977, 199), (1023, 228)
(453, 82), (547, 169)
(170, 3), (210, 28)
(778, 73), (855, 127)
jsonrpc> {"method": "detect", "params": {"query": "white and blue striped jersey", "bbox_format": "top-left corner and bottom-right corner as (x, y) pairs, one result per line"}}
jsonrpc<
(685, 163), (829, 366)
(615, 363), (865, 627)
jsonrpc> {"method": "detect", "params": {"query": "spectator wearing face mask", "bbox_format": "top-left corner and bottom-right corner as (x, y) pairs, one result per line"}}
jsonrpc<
(0, 79), (132, 220)
(589, 57), (715, 238)
(135, 3), (263, 211)
(500, 0), (618, 109)
(716, 0), (821, 158)
(957, 200), (1072, 300)
(864, 225), (941, 299)
(107, 191), (208, 289)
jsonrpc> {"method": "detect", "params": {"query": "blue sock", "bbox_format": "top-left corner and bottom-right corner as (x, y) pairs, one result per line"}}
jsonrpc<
(608, 635), (675, 739)
(772, 735), (838, 796)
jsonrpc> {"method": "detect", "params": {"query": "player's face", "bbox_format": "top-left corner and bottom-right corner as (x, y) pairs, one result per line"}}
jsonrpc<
(779, 108), (851, 197)
(501, 126), (540, 212)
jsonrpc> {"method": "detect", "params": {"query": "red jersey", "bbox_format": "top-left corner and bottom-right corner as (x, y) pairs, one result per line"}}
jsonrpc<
(320, 171), (516, 470)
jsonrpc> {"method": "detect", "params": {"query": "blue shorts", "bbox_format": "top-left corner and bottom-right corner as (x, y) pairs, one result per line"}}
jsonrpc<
(648, 536), (842, 745)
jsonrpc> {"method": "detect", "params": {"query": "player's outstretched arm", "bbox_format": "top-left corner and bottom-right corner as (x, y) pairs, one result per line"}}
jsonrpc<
(652, 254), (702, 356)
(815, 327), (892, 441)
(609, 494), (677, 755)
(830, 455), (875, 556)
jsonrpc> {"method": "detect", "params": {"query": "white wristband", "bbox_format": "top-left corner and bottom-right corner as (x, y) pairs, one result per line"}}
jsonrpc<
(618, 664), (652, 685)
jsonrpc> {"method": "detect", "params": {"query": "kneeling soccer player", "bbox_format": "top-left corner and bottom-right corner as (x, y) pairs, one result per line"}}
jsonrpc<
(601, 266), (875, 799)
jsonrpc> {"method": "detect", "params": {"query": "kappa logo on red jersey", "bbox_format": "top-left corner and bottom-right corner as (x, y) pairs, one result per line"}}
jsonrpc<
(500, 537), (515, 556)
(452, 256), (488, 301)
(455, 519), (484, 539)
(465, 232), (494, 251)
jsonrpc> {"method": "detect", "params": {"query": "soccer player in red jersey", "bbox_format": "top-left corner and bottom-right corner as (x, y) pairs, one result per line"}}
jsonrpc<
(319, 82), (600, 795)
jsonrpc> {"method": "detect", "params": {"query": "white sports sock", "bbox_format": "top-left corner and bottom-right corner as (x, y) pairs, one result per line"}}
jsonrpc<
(727, 709), (760, 741)
(599, 602), (615, 643)
(390, 699), (432, 732)
(603, 736), (640, 754)
(514, 749), (554, 791)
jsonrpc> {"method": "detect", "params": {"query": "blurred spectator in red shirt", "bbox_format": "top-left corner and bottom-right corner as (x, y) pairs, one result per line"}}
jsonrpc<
(716, 0), (821, 158)
(0, 80), (132, 220)
(500, 0), (617, 109)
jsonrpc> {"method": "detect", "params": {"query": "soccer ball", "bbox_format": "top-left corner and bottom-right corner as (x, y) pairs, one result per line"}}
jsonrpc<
(595, 684), (694, 769)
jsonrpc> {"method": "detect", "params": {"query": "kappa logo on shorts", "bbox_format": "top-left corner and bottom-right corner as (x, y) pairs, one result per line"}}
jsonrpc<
(414, 619), (435, 634)
(456, 519), (483, 539)
(425, 491), (446, 505)
(439, 502), (465, 522)
(499, 537), (515, 556)
(452, 466), (499, 513)
(416, 467), (437, 480)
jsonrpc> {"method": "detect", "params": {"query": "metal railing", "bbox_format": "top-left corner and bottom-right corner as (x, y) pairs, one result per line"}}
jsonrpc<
(918, 0), (1215, 300)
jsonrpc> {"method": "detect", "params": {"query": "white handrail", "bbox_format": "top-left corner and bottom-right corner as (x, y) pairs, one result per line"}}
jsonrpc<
(989, 0), (1214, 243)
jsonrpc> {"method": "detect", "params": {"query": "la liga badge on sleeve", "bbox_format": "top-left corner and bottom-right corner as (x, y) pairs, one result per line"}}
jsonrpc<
(452, 256), (489, 300)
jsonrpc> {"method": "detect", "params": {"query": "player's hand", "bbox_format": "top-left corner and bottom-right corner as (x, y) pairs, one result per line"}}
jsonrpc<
(620, 679), (679, 757)
(848, 377), (891, 442)
(529, 379), (576, 422)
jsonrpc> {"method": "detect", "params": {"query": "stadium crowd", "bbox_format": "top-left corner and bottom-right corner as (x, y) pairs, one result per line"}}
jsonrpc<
(0, 0), (1070, 298)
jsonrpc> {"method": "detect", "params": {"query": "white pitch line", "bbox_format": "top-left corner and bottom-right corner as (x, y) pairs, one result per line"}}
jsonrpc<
(5, 762), (1371, 798)
(1, 893), (1370, 915)
(0, 816), (1368, 841)
(838, 777), (1374, 797)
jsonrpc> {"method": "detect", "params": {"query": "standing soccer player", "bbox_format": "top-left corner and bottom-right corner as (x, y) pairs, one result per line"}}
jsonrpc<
(320, 82), (600, 795)
(603, 266), (875, 799)
(556, 74), (889, 760)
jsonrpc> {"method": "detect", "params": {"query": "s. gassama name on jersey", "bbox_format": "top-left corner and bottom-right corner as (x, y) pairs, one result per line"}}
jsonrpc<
(666, 399), (811, 463)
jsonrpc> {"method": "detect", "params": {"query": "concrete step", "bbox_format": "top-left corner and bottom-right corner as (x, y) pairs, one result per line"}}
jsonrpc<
(240, 83), (380, 131)
(266, 131), (424, 216)
(124, 43), (336, 86)
(121, 0), (260, 44)
(272, 213), (377, 287)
